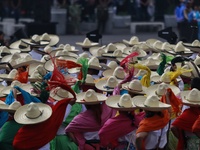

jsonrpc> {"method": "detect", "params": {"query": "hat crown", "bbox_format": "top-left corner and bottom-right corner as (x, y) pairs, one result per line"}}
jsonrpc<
(194, 57), (200, 65)
(32, 34), (40, 42)
(79, 52), (89, 58)
(9, 59), (17, 66)
(25, 103), (42, 119)
(88, 57), (100, 66)
(136, 69), (147, 77)
(19, 41), (28, 47)
(113, 66), (125, 79)
(41, 55), (50, 62)
(11, 80), (21, 88)
(144, 95), (160, 107)
(41, 33), (50, 41)
(1, 46), (10, 53)
(187, 88), (200, 102)
(106, 76), (118, 88)
(175, 41), (184, 52)
(36, 65), (46, 76)
(84, 89), (98, 101)
(59, 44), (64, 49)
(119, 94), (132, 107)
(153, 41), (162, 49)
(161, 42), (170, 49)
(107, 61), (118, 69)
(85, 74), (94, 84)
(106, 43), (117, 52)
(160, 73), (171, 83)
(11, 53), (21, 60)
(156, 83), (168, 96)
(9, 101), (21, 110)
(192, 40), (200, 46)
(129, 79), (142, 91)
(64, 44), (72, 51)
(146, 58), (156, 65)
(17, 55), (32, 63)
(56, 87), (69, 98)
(130, 36), (139, 44)
(97, 48), (105, 56)
(83, 38), (91, 45)
(55, 51), (64, 56)
(30, 70), (40, 78)
(8, 69), (18, 78)
(113, 49), (122, 56)
(44, 45), (52, 53)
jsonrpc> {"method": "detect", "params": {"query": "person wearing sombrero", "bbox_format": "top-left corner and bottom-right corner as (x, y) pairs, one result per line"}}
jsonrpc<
(171, 77), (200, 150)
(133, 94), (171, 150)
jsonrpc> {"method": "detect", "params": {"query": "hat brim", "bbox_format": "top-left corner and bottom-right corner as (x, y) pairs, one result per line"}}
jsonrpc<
(89, 63), (107, 70)
(122, 47), (147, 58)
(76, 92), (107, 105)
(47, 34), (59, 46)
(0, 74), (16, 81)
(113, 42), (127, 50)
(76, 42), (99, 48)
(28, 62), (44, 75)
(50, 50), (78, 58)
(1, 53), (29, 63)
(0, 104), (19, 113)
(187, 61), (200, 78)
(102, 69), (125, 80)
(145, 84), (180, 97)
(122, 39), (141, 46)
(9, 40), (31, 52)
(50, 90), (74, 101)
(137, 60), (160, 70)
(89, 45), (106, 57)
(14, 103), (52, 125)
(122, 84), (146, 95)
(106, 95), (137, 111)
(182, 43), (200, 53)
(95, 78), (119, 92)
(21, 39), (49, 47)
(44, 56), (77, 72)
(180, 90), (200, 107)
(133, 96), (171, 111)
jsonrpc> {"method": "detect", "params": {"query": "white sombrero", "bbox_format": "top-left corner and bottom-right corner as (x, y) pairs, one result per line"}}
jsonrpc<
(50, 87), (74, 101)
(76, 38), (99, 48)
(0, 101), (21, 113)
(28, 68), (45, 83)
(181, 64), (192, 77)
(182, 39), (200, 52)
(145, 82), (180, 97)
(89, 45), (106, 58)
(102, 43), (118, 53)
(44, 56), (77, 72)
(84, 74), (95, 86)
(50, 49), (78, 58)
(122, 46), (147, 58)
(88, 56), (107, 70)
(40, 33), (59, 46)
(101, 49), (127, 59)
(14, 102), (52, 125)
(56, 44), (79, 53)
(169, 41), (193, 56)
(133, 95), (171, 111)
(0, 46), (21, 58)
(21, 34), (49, 47)
(76, 89), (107, 105)
(0, 69), (18, 81)
(102, 66), (126, 80)
(1, 80), (24, 95)
(113, 42), (127, 50)
(122, 36), (142, 46)
(95, 76), (119, 92)
(180, 88), (200, 107)
(107, 61), (119, 70)
(145, 39), (162, 52)
(138, 58), (160, 70)
(9, 40), (31, 52)
(122, 79), (146, 95)
(106, 94), (137, 111)
(187, 61), (200, 78)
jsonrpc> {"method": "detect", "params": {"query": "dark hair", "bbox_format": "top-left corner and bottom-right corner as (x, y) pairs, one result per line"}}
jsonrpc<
(191, 77), (200, 90)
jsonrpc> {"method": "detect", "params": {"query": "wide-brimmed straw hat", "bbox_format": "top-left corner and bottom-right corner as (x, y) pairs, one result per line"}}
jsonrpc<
(0, 46), (21, 58)
(145, 39), (162, 52)
(84, 74), (95, 85)
(187, 61), (200, 78)
(107, 61), (119, 70)
(89, 45), (106, 58)
(102, 43), (118, 53)
(0, 101), (21, 113)
(44, 56), (77, 72)
(76, 38), (99, 48)
(122, 36), (142, 46)
(106, 94), (137, 111)
(50, 87), (74, 101)
(1, 80), (23, 95)
(122, 46), (147, 58)
(182, 39), (200, 52)
(14, 102), (52, 124)
(40, 33), (59, 46)
(102, 66), (126, 80)
(133, 95), (171, 111)
(138, 58), (160, 70)
(9, 40), (31, 52)
(101, 49), (127, 59)
(0, 85), (6, 97)
(50, 49), (78, 58)
(95, 76), (119, 92)
(88, 57), (107, 70)
(21, 35), (49, 47)
(169, 41), (193, 56)
(122, 79), (146, 95)
(0, 69), (18, 81)
(112, 42), (127, 50)
(1, 53), (40, 69)
(56, 44), (79, 53)
(28, 66), (46, 83)
(180, 88), (200, 107)
(76, 89), (107, 105)
(145, 83), (180, 97)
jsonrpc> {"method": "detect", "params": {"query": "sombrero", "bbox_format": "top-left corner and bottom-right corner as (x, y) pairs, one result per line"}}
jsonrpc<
(102, 43), (118, 53)
(28, 63), (45, 75)
(14, 102), (52, 125)
(76, 89), (107, 105)
(122, 46), (147, 58)
(187, 61), (200, 78)
(182, 39), (200, 52)
(40, 33), (59, 46)
(152, 41), (164, 52)
(181, 64), (192, 78)
(50, 87), (74, 101)
(133, 95), (171, 111)
(169, 41), (193, 56)
(145, 39), (162, 52)
(44, 56), (77, 72)
(0, 69), (18, 81)
(28, 69), (44, 83)
(50, 49), (78, 58)
(180, 88), (200, 107)
(0, 46), (21, 58)
(122, 36), (142, 46)
(1, 53), (40, 69)
(122, 79), (146, 95)
(1, 80), (23, 95)
(55, 44), (79, 53)
(40, 55), (50, 63)
(0, 101), (21, 113)
(151, 72), (171, 84)
(102, 66), (126, 80)
(106, 94), (137, 111)
(95, 76), (119, 92)
(107, 61), (119, 70)
(9, 40), (31, 52)
(84, 74), (95, 86)
(101, 49), (127, 58)
(158, 42), (173, 52)
(88, 56), (107, 70)
(21, 34), (49, 47)
(112, 42), (127, 50)
(145, 82), (180, 97)
(76, 38), (99, 48)
(89, 45), (106, 57)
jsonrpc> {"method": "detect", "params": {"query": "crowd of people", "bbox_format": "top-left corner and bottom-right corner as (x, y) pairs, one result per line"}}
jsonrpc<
(0, 32), (200, 150)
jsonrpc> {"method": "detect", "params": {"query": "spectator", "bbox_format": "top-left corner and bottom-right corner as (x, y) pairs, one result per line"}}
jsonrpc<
(10, 0), (21, 24)
(140, 0), (150, 21)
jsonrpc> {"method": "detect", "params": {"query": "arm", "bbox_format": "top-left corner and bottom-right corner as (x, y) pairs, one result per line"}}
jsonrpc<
(135, 132), (148, 150)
